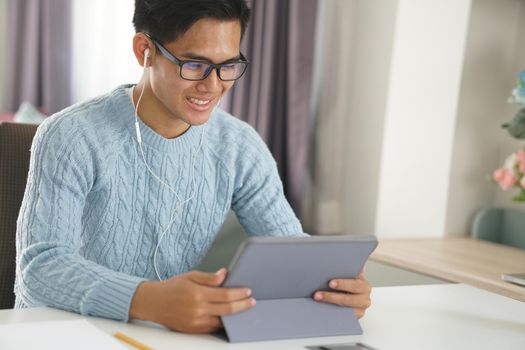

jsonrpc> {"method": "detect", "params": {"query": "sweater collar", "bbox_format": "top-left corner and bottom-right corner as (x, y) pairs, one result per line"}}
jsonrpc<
(115, 84), (207, 153)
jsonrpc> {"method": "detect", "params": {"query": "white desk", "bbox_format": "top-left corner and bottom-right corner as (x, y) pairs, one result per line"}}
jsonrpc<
(1, 284), (524, 350)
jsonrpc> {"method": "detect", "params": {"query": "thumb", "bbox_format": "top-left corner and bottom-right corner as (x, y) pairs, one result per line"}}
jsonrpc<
(186, 268), (227, 286)
(357, 266), (366, 279)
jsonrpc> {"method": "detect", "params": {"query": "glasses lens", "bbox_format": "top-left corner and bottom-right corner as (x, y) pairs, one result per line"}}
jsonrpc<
(180, 61), (247, 81)
(219, 62), (247, 81)
(181, 62), (211, 80)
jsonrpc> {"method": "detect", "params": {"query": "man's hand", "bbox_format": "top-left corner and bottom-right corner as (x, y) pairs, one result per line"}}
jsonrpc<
(130, 268), (255, 333)
(313, 270), (372, 319)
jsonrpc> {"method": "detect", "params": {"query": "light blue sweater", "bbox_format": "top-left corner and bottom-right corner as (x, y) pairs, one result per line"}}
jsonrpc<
(15, 85), (303, 321)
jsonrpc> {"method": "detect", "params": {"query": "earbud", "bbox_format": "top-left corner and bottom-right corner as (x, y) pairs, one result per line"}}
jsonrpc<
(143, 48), (150, 67)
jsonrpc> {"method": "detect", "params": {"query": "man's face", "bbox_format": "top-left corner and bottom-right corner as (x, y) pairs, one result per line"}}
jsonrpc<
(148, 18), (242, 126)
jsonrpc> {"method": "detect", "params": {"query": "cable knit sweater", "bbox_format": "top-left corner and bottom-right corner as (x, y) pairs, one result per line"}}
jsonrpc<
(15, 85), (303, 321)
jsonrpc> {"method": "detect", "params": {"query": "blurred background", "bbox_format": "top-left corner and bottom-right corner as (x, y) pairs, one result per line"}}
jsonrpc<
(1, 0), (524, 239)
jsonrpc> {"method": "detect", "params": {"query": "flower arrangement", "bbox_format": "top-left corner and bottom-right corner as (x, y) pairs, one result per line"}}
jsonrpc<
(493, 150), (525, 201)
(493, 71), (525, 202)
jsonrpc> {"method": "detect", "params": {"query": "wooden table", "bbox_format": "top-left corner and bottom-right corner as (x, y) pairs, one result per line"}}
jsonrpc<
(371, 236), (525, 302)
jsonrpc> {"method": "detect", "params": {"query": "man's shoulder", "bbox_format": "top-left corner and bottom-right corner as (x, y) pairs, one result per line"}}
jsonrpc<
(208, 108), (249, 133)
(35, 86), (132, 153)
(205, 108), (274, 170)
(207, 108), (263, 149)
(38, 86), (131, 141)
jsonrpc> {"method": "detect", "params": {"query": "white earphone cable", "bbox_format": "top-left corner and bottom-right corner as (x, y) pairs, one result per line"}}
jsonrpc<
(134, 50), (206, 280)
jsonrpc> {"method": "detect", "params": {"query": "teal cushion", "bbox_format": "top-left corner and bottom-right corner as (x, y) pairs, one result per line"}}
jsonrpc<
(13, 102), (46, 124)
(472, 208), (525, 249)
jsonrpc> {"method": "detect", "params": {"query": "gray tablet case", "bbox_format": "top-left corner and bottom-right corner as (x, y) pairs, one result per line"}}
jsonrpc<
(220, 235), (378, 342)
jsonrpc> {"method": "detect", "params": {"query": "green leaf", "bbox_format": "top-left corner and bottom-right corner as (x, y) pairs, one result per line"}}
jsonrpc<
(502, 108), (525, 139)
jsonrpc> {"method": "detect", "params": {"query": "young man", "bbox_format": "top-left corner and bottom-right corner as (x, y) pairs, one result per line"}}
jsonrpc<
(15, 0), (371, 334)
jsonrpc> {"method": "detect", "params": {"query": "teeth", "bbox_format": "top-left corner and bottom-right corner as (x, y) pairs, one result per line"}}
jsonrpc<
(188, 97), (210, 105)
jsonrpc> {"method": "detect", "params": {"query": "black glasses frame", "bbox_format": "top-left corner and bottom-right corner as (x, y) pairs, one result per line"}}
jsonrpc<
(146, 35), (249, 81)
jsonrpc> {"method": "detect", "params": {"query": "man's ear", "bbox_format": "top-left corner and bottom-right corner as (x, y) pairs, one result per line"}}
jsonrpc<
(132, 32), (153, 67)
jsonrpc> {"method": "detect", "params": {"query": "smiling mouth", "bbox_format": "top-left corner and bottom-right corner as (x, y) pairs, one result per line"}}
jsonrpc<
(187, 96), (212, 105)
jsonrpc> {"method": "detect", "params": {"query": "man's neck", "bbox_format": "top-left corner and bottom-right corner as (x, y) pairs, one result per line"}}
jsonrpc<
(132, 84), (191, 139)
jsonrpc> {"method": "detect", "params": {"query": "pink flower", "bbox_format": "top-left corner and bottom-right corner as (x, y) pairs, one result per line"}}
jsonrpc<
(516, 150), (525, 164)
(493, 168), (517, 190)
(493, 168), (506, 182)
(516, 150), (525, 173)
(521, 176), (525, 189)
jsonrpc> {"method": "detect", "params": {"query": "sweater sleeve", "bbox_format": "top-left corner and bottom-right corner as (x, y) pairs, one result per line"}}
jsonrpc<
(231, 126), (306, 237)
(15, 118), (145, 321)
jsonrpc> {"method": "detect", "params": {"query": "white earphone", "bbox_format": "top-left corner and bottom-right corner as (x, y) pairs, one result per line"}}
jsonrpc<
(133, 48), (150, 144)
(134, 46), (206, 281)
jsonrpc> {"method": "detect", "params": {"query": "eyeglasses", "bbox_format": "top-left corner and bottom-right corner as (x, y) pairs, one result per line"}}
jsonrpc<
(148, 36), (249, 81)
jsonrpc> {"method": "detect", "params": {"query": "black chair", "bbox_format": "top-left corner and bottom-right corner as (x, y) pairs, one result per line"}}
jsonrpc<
(0, 122), (38, 309)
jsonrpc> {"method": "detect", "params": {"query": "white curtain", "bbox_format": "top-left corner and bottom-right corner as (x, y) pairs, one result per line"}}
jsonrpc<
(302, 0), (398, 235)
(71, 0), (142, 103)
(302, 0), (355, 234)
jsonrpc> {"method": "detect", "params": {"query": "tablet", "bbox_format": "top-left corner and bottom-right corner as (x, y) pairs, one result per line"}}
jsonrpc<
(222, 234), (378, 300)
(501, 273), (525, 287)
(220, 235), (378, 342)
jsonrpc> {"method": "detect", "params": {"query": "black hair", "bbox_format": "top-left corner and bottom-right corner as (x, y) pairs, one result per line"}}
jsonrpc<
(133, 0), (251, 44)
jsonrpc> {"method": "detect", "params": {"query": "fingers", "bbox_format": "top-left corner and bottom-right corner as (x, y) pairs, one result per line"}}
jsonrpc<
(180, 269), (255, 312)
(312, 276), (372, 319)
(328, 277), (371, 295)
(314, 290), (371, 309)
(357, 267), (365, 279)
(184, 269), (252, 303)
(202, 285), (252, 303)
(354, 308), (366, 319)
(208, 296), (256, 316)
(185, 269), (227, 287)
(192, 283), (255, 315)
(157, 271), (255, 334)
(203, 316), (223, 333)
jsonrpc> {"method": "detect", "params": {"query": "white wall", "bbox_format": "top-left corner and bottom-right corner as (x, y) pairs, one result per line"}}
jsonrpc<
(374, 0), (472, 237)
(71, 0), (142, 103)
(445, 0), (525, 235)
(340, 0), (399, 234)
(0, 0), (7, 111)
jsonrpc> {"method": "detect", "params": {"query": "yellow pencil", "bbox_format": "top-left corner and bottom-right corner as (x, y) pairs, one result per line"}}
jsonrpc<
(114, 331), (154, 350)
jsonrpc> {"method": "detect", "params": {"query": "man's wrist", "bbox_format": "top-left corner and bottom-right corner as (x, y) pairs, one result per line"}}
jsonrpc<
(129, 280), (158, 321)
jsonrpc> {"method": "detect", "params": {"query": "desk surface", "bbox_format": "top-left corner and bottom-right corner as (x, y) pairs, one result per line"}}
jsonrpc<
(1, 284), (524, 350)
(371, 236), (525, 302)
